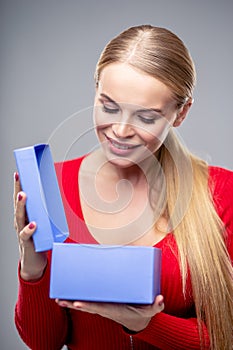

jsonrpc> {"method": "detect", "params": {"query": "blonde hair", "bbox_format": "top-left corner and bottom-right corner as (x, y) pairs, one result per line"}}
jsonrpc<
(95, 25), (233, 349)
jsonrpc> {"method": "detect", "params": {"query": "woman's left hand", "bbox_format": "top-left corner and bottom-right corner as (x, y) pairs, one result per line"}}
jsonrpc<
(56, 294), (164, 332)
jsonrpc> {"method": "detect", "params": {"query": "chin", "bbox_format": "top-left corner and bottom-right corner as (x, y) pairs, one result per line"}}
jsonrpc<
(107, 155), (136, 169)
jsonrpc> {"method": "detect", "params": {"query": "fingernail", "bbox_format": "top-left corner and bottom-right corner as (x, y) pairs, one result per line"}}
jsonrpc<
(29, 222), (35, 230)
(14, 172), (19, 181)
(158, 297), (164, 306)
(73, 302), (82, 308)
(18, 193), (23, 201)
(59, 302), (68, 307)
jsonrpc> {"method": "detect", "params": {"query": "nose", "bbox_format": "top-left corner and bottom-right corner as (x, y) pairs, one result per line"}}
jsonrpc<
(112, 121), (135, 139)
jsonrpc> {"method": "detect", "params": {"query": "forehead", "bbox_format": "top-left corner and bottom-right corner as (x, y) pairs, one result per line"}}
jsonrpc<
(97, 63), (176, 110)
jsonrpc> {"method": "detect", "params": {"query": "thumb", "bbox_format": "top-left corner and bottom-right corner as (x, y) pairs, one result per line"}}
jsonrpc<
(154, 294), (164, 311)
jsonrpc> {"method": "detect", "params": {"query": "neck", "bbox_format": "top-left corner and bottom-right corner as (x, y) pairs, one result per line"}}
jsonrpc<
(103, 154), (159, 188)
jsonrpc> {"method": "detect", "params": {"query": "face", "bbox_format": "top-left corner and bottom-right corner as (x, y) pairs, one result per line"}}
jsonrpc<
(93, 63), (185, 168)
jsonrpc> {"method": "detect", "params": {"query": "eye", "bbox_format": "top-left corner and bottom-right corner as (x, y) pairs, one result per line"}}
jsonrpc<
(102, 105), (119, 114)
(137, 115), (156, 124)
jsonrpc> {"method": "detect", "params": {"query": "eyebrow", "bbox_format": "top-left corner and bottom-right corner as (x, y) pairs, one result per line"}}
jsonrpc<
(99, 93), (165, 116)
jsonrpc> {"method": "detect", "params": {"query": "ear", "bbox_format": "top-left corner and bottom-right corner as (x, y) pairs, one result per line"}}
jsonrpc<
(173, 98), (193, 127)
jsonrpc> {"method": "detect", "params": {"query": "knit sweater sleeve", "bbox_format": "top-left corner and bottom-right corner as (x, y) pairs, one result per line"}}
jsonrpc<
(15, 254), (69, 350)
(133, 166), (233, 350)
(132, 248), (211, 350)
(14, 157), (85, 349)
(134, 313), (209, 349)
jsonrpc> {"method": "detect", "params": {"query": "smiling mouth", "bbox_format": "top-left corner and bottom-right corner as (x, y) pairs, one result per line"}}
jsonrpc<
(105, 135), (141, 150)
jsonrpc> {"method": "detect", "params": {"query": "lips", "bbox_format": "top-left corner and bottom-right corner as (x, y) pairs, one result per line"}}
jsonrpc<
(105, 135), (141, 150)
(102, 134), (142, 157)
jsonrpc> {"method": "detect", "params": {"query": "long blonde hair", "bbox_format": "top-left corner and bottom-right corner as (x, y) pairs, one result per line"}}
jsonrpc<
(95, 25), (233, 349)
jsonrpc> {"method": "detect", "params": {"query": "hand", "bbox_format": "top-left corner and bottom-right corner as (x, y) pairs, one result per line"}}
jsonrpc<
(13, 172), (48, 281)
(56, 295), (164, 332)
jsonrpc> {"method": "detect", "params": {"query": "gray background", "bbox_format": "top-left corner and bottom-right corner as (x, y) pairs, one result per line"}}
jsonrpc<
(1, 0), (232, 348)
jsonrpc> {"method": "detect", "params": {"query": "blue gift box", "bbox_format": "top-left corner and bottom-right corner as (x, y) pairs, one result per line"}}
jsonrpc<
(14, 144), (69, 252)
(50, 243), (161, 304)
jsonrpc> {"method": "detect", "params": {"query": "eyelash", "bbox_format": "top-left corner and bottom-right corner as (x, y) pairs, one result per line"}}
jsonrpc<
(138, 116), (155, 124)
(102, 105), (119, 114)
(102, 104), (156, 124)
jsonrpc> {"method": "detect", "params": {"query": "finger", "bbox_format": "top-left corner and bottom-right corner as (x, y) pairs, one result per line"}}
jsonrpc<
(14, 191), (27, 232)
(57, 300), (111, 315)
(126, 295), (164, 316)
(55, 299), (68, 308)
(19, 221), (37, 242)
(13, 172), (22, 208)
(154, 294), (165, 311)
(72, 301), (105, 314)
(56, 300), (80, 310)
(155, 294), (164, 305)
(69, 301), (98, 312)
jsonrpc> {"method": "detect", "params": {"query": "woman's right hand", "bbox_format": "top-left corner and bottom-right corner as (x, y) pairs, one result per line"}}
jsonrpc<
(13, 172), (48, 281)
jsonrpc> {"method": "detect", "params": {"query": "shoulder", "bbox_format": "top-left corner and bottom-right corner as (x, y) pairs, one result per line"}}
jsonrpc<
(208, 166), (233, 257)
(208, 165), (233, 182)
(54, 155), (87, 208)
(54, 154), (87, 182)
(55, 154), (87, 173)
(208, 166), (233, 199)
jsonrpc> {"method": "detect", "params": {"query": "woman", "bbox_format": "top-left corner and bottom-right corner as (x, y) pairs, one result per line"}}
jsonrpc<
(14, 25), (233, 349)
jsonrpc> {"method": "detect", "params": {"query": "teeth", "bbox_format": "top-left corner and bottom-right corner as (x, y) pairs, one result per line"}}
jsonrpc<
(111, 140), (133, 150)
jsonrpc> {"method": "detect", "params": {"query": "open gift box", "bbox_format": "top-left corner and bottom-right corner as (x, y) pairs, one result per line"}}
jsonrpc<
(14, 143), (162, 304)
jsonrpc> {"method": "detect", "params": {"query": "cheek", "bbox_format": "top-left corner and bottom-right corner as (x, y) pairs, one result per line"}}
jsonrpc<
(142, 122), (171, 146)
(156, 124), (171, 143)
(93, 105), (101, 127)
(93, 105), (117, 129)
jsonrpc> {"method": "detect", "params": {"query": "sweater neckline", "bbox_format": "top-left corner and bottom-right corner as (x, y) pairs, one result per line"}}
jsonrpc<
(76, 155), (172, 248)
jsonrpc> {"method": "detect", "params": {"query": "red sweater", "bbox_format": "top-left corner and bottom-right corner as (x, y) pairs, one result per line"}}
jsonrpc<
(15, 157), (233, 350)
